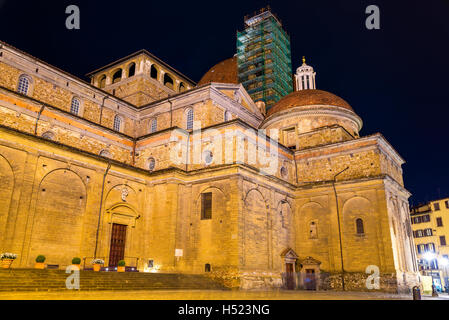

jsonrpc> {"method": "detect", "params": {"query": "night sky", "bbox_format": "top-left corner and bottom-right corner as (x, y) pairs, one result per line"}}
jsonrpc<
(0, 0), (448, 206)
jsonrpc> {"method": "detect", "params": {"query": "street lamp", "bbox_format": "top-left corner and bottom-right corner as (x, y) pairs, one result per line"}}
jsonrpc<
(438, 257), (449, 293)
(423, 252), (436, 262)
(424, 252), (439, 294)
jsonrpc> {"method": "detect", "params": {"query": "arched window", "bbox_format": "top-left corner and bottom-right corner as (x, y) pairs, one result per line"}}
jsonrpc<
(113, 115), (123, 132)
(179, 82), (186, 92)
(112, 69), (122, 84)
(128, 63), (136, 77)
(150, 65), (158, 79)
(309, 221), (318, 239)
(42, 131), (55, 140)
(148, 157), (156, 172)
(99, 75), (107, 88)
(164, 73), (174, 89)
(205, 264), (211, 272)
(186, 109), (194, 130)
(150, 119), (157, 133)
(356, 218), (365, 235)
(224, 111), (231, 122)
(201, 193), (212, 220)
(17, 75), (30, 95)
(70, 97), (80, 115)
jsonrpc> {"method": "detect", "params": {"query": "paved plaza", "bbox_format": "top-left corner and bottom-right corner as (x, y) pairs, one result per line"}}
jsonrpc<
(0, 289), (448, 300)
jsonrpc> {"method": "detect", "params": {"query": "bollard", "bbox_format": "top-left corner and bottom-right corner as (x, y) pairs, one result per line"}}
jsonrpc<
(432, 284), (439, 297)
(412, 286), (421, 300)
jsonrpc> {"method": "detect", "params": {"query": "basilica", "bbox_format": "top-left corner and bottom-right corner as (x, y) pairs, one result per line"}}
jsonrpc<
(0, 19), (419, 291)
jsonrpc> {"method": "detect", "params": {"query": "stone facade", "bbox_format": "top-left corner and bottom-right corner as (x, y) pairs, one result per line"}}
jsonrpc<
(0, 40), (420, 293)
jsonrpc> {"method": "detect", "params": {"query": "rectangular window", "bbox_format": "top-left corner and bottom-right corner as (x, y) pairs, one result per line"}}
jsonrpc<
(441, 236), (447, 246)
(445, 200), (449, 209)
(437, 217), (443, 227)
(434, 203), (440, 211)
(423, 215), (431, 222)
(201, 193), (212, 220)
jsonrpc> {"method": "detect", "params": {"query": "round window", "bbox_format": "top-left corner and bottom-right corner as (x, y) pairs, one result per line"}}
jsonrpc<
(280, 166), (288, 178)
(203, 151), (213, 165)
(148, 158), (156, 171)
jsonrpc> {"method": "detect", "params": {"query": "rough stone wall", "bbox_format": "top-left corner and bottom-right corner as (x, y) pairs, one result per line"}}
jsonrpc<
(28, 167), (86, 266)
(263, 112), (360, 138)
(380, 152), (404, 186)
(0, 92), (134, 164)
(0, 61), (136, 136)
(297, 126), (354, 150)
(105, 76), (171, 106)
(0, 128), (158, 269)
(0, 152), (14, 252)
(320, 272), (398, 293)
(294, 181), (399, 275)
(296, 148), (382, 183)
(0, 61), (26, 92)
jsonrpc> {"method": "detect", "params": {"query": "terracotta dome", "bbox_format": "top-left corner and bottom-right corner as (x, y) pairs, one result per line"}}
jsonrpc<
(267, 89), (354, 117)
(197, 57), (238, 86)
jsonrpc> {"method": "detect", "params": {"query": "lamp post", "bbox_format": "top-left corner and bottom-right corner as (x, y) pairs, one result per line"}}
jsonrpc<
(332, 166), (349, 291)
(424, 252), (439, 295)
(438, 257), (449, 294)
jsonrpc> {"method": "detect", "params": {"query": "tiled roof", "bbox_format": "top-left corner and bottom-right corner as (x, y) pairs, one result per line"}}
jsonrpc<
(197, 57), (238, 86)
(267, 89), (354, 116)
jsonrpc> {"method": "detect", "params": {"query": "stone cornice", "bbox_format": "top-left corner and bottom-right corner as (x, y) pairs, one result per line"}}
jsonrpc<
(294, 133), (405, 167)
(260, 104), (363, 131)
(0, 42), (138, 115)
(137, 84), (263, 128)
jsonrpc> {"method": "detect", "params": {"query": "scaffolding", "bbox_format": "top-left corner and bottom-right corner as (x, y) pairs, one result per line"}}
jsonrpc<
(237, 8), (293, 110)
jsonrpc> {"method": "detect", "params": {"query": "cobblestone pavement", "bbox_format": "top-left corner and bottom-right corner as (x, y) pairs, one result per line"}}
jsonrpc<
(0, 290), (448, 300)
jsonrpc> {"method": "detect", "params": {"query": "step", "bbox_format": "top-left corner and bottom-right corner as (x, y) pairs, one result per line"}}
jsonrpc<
(0, 269), (226, 292)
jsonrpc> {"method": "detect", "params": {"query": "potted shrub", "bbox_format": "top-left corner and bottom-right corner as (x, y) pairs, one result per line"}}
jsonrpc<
(92, 258), (104, 272)
(0, 253), (17, 269)
(117, 260), (126, 273)
(35, 255), (46, 269)
(72, 257), (81, 270)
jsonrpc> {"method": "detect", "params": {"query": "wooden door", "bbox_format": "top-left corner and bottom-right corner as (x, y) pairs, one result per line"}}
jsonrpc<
(286, 263), (295, 290)
(109, 223), (127, 267)
(305, 269), (316, 290)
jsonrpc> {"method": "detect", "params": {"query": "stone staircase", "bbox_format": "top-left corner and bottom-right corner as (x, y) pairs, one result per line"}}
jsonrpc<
(0, 269), (227, 292)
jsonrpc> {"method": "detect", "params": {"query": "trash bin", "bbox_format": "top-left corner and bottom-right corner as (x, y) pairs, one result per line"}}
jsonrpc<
(412, 286), (421, 300)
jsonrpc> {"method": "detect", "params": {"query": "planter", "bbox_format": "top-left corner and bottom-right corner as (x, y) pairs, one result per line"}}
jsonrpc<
(35, 262), (45, 269)
(1, 259), (14, 269)
(93, 264), (101, 272)
(117, 266), (126, 273)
